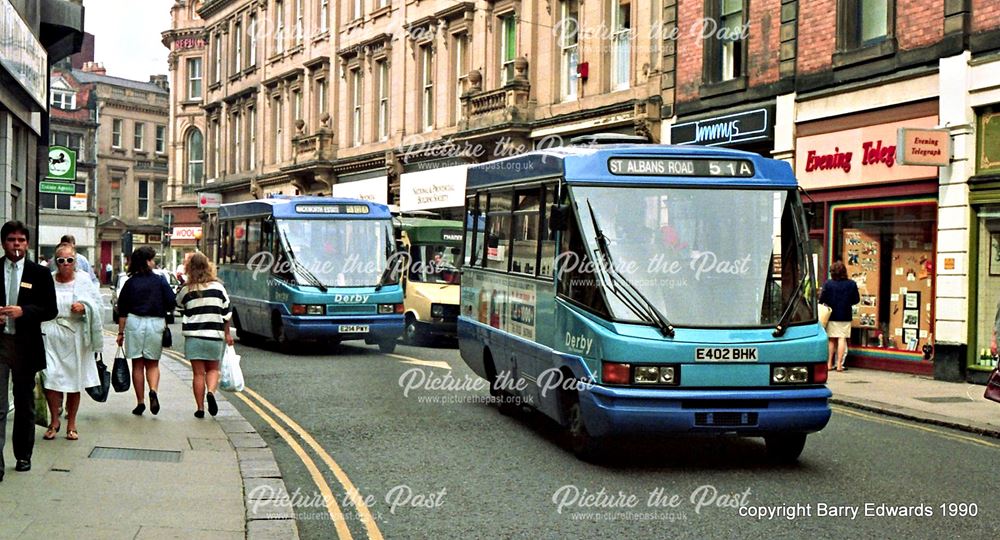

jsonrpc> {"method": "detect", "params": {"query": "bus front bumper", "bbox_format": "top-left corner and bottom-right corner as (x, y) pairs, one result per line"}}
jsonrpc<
(414, 318), (458, 339)
(578, 385), (832, 438)
(280, 314), (404, 342)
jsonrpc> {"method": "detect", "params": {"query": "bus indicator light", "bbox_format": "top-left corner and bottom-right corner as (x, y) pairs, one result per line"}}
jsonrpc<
(771, 366), (810, 384)
(634, 366), (659, 384)
(602, 362), (631, 385)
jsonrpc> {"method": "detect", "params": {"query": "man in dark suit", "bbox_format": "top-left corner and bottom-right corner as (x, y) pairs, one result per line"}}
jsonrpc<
(0, 221), (57, 480)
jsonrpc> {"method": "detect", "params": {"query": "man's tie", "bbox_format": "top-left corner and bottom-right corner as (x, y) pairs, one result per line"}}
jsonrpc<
(5, 263), (16, 334)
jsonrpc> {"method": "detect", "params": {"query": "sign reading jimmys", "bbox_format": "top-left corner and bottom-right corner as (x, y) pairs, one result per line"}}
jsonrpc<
(670, 107), (774, 147)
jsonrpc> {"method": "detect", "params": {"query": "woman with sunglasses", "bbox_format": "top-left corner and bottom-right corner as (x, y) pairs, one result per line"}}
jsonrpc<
(40, 242), (103, 440)
(115, 247), (176, 415)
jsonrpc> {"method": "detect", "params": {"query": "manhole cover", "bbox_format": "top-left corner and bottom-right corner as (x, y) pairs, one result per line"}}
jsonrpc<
(89, 446), (182, 463)
(913, 396), (973, 404)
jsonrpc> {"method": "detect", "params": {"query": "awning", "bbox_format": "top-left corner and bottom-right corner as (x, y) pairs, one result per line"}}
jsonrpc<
(399, 165), (469, 211)
(330, 176), (388, 204)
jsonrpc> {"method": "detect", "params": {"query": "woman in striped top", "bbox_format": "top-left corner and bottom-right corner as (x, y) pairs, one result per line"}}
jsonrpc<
(175, 252), (234, 418)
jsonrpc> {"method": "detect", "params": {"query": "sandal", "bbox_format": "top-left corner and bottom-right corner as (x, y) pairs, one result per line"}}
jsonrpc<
(66, 429), (79, 441)
(43, 423), (61, 440)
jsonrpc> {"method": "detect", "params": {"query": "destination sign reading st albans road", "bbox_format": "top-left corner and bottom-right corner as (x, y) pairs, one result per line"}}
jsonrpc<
(608, 157), (755, 177)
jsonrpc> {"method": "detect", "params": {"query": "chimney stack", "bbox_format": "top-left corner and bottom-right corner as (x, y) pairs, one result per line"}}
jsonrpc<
(81, 61), (106, 75)
(149, 74), (169, 91)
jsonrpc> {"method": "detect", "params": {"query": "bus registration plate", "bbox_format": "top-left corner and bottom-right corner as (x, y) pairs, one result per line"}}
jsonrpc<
(339, 325), (370, 333)
(695, 347), (758, 362)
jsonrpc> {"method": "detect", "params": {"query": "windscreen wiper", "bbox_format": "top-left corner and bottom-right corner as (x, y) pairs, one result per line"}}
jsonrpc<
(586, 201), (675, 338)
(278, 227), (327, 292)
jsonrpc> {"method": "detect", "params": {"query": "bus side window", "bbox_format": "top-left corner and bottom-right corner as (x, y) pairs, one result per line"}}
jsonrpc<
(538, 184), (558, 278)
(485, 190), (512, 272)
(556, 209), (610, 317)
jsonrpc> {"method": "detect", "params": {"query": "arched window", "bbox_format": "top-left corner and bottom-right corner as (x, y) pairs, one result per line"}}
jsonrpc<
(186, 128), (204, 185)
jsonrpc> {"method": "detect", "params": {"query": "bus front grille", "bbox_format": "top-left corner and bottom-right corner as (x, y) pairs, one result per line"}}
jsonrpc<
(326, 305), (378, 314)
(694, 412), (759, 427)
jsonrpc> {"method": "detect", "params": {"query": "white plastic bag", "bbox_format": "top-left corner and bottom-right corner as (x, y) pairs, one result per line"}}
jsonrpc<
(220, 345), (245, 392)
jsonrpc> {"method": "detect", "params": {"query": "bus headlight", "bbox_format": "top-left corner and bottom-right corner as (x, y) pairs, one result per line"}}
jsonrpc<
(431, 304), (445, 318)
(378, 303), (402, 314)
(292, 304), (325, 315)
(771, 366), (810, 384)
(632, 366), (678, 385)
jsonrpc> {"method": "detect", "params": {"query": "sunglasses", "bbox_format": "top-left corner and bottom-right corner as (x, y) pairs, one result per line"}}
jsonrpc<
(55, 257), (76, 265)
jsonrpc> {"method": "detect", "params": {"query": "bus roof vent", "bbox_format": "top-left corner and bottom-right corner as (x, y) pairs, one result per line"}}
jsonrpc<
(568, 133), (650, 146)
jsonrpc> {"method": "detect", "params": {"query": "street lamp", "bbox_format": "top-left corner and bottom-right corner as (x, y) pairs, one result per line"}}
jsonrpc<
(194, 229), (203, 252)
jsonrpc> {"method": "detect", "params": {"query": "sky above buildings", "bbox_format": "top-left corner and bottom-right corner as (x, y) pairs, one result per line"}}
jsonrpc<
(82, 0), (174, 82)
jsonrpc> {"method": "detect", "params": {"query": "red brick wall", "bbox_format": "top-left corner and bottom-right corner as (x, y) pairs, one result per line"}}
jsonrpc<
(973, 0), (1000, 33)
(675, 0), (706, 103)
(897, 0), (943, 50)
(797, 0), (837, 75)
(748, 0), (782, 87)
(675, 0), (782, 103)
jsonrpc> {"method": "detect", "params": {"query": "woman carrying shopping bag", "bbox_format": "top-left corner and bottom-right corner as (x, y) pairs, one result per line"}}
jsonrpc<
(175, 253), (233, 418)
(116, 247), (176, 415)
(41, 242), (103, 440)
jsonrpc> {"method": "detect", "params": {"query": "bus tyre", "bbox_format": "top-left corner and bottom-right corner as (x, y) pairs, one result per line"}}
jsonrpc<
(271, 313), (290, 350)
(378, 341), (397, 354)
(764, 433), (807, 463)
(566, 398), (603, 462)
(233, 310), (254, 344)
(403, 315), (423, 346)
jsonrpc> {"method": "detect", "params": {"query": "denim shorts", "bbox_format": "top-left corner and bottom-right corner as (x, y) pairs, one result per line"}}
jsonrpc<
(124, 315), (166, 360)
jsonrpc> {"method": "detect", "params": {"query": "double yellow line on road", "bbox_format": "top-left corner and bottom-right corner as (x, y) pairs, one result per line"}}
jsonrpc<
(831, 404), (1000, 450)
(156, 345), (384, 540)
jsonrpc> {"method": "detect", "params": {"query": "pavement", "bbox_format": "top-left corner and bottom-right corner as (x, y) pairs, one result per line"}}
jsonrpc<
(0, 332), (299, 540)
(826, 366), (1000, 438)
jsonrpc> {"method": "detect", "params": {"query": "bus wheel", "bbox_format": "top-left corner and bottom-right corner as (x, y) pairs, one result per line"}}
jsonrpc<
(233, 310), (254, 344)
(764, 433), (807, 463)
(403, 315), (423, 346)
(564, 391), (603, 461)
(378, 341), (397, 354)
(484, 350), (518, 415)
(271, 313), (290, 348)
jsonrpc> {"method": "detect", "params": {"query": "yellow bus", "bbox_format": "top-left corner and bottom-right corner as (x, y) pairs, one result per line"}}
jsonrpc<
(396, 217), (464, 344)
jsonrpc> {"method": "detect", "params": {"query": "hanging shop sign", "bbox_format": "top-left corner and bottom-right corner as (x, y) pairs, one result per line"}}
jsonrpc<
(897, 128), (951, 167)
(795, 116), (939, 190)
(330, 176), (388, 204)
(670, 107), (774, 146)
(198, 192), (222, 209)
(0, 0), (47, 108)
(399, 165), (469, 211)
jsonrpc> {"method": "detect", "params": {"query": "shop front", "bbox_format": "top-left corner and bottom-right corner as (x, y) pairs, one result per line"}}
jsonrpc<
(968, 106), (1000, 383)
(795, 103), (944, 375)
(669, 103), (776, 157)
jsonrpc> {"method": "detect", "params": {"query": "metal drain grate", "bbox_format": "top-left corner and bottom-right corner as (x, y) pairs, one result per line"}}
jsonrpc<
(89, 446), (183, 463)
(913, 396), (973, 404)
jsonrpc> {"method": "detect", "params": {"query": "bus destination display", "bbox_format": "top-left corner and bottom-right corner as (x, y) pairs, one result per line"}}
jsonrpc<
(608, 158), (755, 177)
(295, 204), (371, 214)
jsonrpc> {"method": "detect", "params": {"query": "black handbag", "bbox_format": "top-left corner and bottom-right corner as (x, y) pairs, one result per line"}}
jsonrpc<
(86, 353), (111, 402)
(162, 326), (173, 348)
(111, 347), (131, 392)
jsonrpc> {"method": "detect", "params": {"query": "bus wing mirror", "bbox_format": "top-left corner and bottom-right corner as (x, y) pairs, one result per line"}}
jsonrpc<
(548, 204), (571, 232)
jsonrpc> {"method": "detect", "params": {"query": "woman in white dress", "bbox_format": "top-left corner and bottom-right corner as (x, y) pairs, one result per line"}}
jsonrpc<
(41, 243), (103, 441)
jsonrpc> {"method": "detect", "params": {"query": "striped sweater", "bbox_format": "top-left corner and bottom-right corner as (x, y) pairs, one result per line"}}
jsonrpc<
(176, 281), (232, 340)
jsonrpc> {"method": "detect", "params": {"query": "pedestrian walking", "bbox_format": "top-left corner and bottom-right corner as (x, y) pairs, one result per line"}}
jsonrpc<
(819, 260), (861, 372)
(0, 220), (58, 479)
(115, 247), (175, 416)
(41, 243), (103, 441)
(175, 252), (233, 418)
(105, 262), (113, 286)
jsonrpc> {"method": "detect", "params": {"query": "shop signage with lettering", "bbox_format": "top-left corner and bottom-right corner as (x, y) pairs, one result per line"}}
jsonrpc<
(171, 226), (202, 240)
(897, 128), (951, 167)
(400, 165), (469, 211)
(670, 107), (773, 146)
(198, 192), (222, 208)
(795, 116), (939, 190)
(0, 0), (47, 108)
(330, 176), (388, 204)
(173, 37), (205, 51)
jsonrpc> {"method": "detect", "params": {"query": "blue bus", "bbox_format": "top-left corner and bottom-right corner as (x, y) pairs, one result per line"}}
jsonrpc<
(458, 142), (830, 461)
(217, 196), (404, 352)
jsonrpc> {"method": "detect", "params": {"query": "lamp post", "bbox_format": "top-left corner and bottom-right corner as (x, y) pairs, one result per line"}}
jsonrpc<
(194, 229), (203, 252)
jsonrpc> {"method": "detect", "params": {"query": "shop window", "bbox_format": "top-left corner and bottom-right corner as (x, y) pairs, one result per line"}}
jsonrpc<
(830, 201), (936, 356)
(974, 209), (1000, 370)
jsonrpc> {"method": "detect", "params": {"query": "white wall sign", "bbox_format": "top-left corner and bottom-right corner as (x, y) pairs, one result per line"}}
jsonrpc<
(198, 192), (222, 208)
(330, 176), (388, 204)
(172, 226), (203, 240)
(399, 165), (469, 211)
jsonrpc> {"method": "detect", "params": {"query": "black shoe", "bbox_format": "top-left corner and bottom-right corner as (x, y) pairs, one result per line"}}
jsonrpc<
(132, 403), (146, 415)
(207, 392), (218, 417)
(149, 391), (160, 415)
(194, 410), (205, 419)
(15, 459), (30, 472)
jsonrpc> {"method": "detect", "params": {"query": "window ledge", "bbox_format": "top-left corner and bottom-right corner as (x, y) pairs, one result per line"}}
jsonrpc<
(242, 65), (258, 77)
(698, 76), (748, 98)
(345, 17), (364, 31)
(208, 82), (222, 92)
(288, 44), (304, 56)
(371, 6), (391, 21)
(833, 38), (897, 69)
(228, 72), (242, 83)
(268, 53), (285, 65)
(182, 99), (202, 106)
(312, 30), (330, 43)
